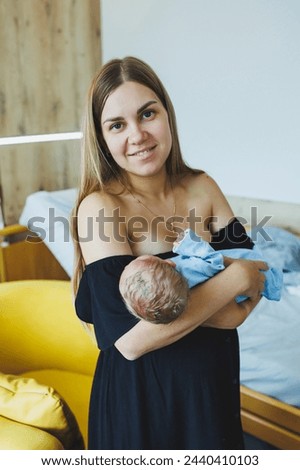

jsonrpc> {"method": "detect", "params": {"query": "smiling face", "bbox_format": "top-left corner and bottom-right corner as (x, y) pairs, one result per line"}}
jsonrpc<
(101, 81), (172, 180)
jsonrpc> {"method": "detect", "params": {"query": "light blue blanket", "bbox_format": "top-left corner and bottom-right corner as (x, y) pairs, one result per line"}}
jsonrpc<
(171, 228), (283, 302)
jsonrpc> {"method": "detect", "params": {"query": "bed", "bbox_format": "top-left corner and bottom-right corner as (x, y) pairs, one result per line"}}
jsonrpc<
(2, 189), (300, 449)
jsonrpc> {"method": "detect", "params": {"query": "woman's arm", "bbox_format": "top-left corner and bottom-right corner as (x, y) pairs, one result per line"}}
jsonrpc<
(201, 294), (262, 329)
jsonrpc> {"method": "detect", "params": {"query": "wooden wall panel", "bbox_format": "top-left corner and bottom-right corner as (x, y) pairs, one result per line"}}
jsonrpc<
(0, 0), (101, 224)
(0, 0), (101, 136)
(0, 140), (80, 224)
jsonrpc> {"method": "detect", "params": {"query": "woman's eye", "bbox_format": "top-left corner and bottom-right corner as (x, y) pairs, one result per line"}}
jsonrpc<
(142, 109), (155, 119)
(110, 122), (123, 131)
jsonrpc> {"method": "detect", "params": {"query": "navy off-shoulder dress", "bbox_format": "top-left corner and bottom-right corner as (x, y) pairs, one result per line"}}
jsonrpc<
(75, 218), (254, 450)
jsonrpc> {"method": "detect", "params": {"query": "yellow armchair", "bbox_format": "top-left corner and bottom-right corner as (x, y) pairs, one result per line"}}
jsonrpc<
(0, 280), (98, 449)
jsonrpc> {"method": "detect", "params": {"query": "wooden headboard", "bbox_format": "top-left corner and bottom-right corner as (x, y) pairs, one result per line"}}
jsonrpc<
(227, 195), (300, 235)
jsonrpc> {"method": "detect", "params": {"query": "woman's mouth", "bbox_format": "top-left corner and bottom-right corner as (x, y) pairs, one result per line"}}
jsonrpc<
(128, 145), (156, 157)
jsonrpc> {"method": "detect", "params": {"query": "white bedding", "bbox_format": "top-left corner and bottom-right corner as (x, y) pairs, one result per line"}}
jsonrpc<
(19, 189), (300, 407)
(19, 189), (77, 277)
(238, 287), (300, 407)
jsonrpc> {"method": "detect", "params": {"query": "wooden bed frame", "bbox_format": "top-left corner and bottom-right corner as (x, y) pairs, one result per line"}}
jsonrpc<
(0, 224), (69, 282)
(1, 199), (300, 449)
(241, 385), (300, 449)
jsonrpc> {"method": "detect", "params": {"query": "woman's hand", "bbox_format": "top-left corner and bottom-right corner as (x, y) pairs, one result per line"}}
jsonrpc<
(232, 258), (268, 299)
(198, 259), (268, 330)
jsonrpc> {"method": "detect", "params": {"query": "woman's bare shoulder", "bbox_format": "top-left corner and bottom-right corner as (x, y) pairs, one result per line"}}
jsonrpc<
(77, 189), (132, 263)
(78, 189), (121, 217)
(179, 171), (220, 196)
(179, 171), (234, 231)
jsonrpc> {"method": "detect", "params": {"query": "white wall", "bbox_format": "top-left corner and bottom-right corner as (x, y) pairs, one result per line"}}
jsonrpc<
(101, 0), (300, 203)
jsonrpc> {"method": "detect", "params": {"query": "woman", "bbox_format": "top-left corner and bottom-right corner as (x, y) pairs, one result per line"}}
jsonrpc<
(72, 56), (266, 450)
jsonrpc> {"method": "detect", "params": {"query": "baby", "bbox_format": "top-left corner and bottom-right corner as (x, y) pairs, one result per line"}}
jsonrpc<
(119, 228), (283, 324)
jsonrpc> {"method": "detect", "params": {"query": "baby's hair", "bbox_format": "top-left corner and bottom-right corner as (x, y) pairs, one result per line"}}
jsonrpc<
(120, 257), (189, 324)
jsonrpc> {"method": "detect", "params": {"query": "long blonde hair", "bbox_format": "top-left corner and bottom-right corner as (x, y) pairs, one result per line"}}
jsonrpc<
(71, 56), (201, 293)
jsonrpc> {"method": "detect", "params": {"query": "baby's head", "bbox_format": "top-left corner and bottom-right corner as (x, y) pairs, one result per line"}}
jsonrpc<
(119, 255), (189, 324)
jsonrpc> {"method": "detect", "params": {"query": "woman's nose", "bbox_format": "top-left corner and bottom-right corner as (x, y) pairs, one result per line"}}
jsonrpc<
(128, 124), (147, 145)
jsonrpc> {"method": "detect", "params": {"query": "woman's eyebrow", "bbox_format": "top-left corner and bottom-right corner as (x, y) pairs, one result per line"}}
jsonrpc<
(102, 115), (123, 125)
(102, 100), (158, 125)
(137, 100), (158, 114)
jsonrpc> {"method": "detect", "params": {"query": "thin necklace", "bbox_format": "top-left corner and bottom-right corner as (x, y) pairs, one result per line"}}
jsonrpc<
(125, 183), (177, 232)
